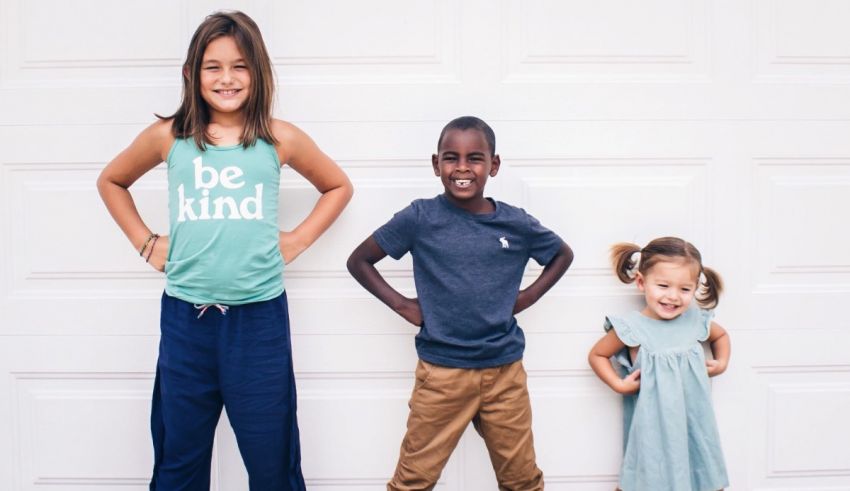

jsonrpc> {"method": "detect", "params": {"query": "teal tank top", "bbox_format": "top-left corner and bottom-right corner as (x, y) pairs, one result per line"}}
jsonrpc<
(165, 138), (284, 304)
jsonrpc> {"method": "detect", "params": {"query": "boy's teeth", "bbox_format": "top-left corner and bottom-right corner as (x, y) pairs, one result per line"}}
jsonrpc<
(455, 179), (471, 188)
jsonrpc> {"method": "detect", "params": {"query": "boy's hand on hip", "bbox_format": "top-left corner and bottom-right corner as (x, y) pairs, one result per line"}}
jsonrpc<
(513, 289), (535, 315)
(147, 235), (169, 272)
(395, 298), (423, 327)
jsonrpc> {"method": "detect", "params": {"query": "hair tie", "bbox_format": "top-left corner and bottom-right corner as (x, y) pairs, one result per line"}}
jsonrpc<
(627, 251), (642, 278)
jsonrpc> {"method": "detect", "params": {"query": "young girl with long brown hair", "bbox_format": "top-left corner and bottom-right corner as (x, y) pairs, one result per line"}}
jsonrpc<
(97, 11), (352, 490)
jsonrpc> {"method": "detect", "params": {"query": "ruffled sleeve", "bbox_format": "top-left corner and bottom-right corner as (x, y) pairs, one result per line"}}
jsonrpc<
(696, 308), (715, 342)
(603, 315), (641, 347)
(603, 314), (640, 374)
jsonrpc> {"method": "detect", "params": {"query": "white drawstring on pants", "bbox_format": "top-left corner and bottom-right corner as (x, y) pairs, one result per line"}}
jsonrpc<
(194, 303), (229, 319)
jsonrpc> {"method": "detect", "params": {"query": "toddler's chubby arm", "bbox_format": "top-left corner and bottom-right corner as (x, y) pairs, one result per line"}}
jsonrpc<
(588, 331), (641, 395)
(273, 120), (353, 264)
(347, 236), (422, 326)
(705, 321), (730, 377)
(97, 120), (173, 272)
(513, 242), (574, 315)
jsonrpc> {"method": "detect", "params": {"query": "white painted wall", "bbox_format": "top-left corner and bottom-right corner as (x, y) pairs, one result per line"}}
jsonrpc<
(2, 1), (849, 489)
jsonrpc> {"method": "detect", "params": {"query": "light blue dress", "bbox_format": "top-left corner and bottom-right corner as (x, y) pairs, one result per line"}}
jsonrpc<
(605, 306), (729, 491)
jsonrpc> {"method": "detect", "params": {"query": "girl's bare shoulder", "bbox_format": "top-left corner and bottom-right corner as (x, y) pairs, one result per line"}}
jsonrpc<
(270, 118), (303, 141)
(139, 118), (177, 160)
(270, 119), (314, 163)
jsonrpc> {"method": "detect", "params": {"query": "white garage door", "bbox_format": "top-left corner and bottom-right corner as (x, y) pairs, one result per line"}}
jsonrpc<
(2, 1), (849, 490)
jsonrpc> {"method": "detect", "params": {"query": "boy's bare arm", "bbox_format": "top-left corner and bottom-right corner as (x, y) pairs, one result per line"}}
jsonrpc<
(347, 236), (422, 326)
(513, 242), (574, 315)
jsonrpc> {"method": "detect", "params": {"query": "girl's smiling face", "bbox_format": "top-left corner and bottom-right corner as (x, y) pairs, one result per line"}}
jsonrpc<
(637, 258), (700, 320)
(199, 36), (251, 119)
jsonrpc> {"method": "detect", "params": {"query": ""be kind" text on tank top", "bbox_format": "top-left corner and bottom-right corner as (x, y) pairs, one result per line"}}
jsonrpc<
(165, 138), (284, 305)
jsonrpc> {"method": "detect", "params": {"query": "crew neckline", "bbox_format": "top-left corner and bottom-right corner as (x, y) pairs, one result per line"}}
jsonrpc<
(437, 193), (500, 219)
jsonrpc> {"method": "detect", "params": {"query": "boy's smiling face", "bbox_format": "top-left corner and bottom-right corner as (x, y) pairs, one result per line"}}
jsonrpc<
(432, 128), (500, 214)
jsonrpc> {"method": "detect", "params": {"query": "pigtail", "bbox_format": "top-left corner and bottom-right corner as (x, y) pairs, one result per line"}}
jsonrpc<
(697, 266), (724, 309)
(610, 242), (642, 284)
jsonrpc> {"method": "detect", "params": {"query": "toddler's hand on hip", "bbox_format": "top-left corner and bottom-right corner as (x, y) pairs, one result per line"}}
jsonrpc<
(705, 359), (727, 377)
(617, 369), (641, 395)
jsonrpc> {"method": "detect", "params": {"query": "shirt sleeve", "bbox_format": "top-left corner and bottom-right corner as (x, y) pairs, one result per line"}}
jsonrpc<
(372, 202), (418, 260)
(524, 211), (565, 266)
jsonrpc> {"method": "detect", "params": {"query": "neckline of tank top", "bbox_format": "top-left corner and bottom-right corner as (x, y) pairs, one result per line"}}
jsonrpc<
(181, 140), (271, 151)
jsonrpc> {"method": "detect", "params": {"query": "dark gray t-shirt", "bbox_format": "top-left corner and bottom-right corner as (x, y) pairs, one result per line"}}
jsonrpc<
(373, 194), (564, 368)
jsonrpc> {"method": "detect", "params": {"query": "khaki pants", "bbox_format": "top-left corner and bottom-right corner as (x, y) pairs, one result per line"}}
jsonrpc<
(388, 359), (543, 491)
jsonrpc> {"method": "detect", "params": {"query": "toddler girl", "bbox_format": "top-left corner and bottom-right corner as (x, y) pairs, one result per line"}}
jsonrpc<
(588, 237), (730, 491)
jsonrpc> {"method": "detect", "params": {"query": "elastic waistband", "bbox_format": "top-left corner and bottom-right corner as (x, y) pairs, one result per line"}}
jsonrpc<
(161, 290), (287, 315)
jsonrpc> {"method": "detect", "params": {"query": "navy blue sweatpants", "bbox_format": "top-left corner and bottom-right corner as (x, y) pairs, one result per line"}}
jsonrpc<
(150, 292), (305, 491)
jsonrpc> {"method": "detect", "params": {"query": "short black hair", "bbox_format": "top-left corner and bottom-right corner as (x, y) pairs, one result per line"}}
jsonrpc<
(437, 116), (496, 156)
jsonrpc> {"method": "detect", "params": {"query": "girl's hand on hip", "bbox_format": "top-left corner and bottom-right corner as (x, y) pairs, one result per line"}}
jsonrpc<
(617, 369), (641, 395)
(147, 235), (168, 272)
(279, 231), (307, 265)
(706, 359), (728, 377)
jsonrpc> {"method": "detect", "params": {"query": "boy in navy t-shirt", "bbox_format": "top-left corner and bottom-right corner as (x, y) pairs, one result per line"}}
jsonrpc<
(347, 116), (573, 490)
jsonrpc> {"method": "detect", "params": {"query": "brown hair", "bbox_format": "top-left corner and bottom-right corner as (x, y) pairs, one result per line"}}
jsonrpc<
(610, 236), (723, 309)
(158, 10), (277, 149)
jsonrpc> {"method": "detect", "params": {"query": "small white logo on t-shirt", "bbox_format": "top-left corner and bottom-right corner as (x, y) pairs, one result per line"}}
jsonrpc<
(499, 237), (510, 249)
